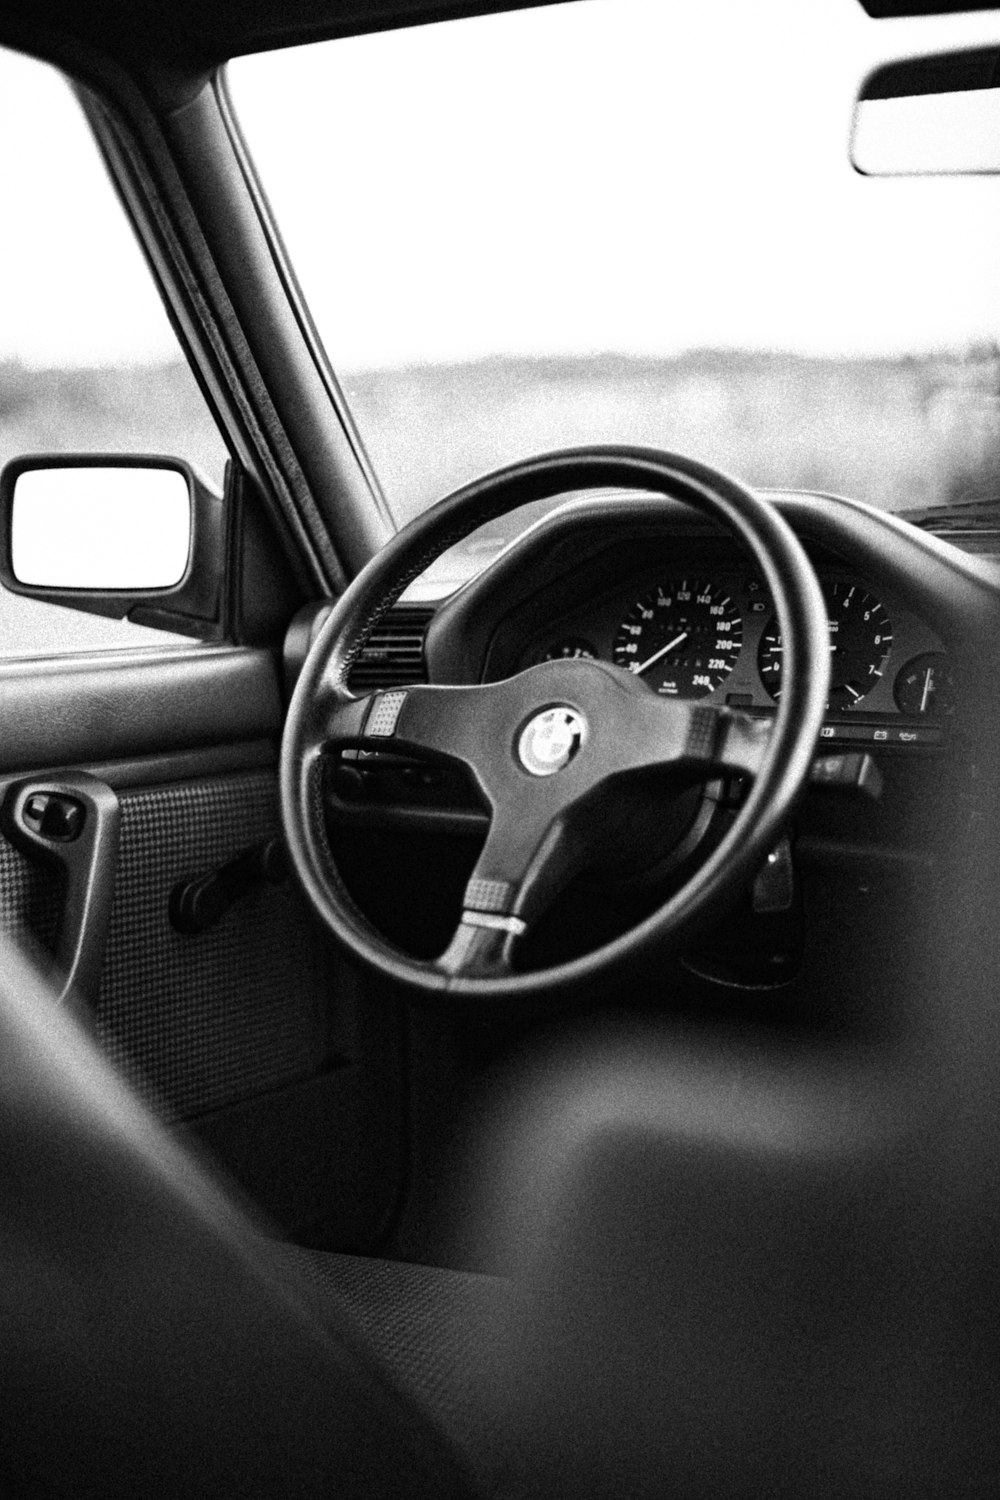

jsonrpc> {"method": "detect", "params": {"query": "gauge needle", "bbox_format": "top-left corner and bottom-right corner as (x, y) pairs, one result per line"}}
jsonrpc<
(632, 631), (688, 676)
(920, 668), (934, 714)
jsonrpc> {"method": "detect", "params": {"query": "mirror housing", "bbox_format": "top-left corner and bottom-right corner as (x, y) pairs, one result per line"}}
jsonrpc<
(852, 46), (1000, 175)
(0, 455), (224, 639)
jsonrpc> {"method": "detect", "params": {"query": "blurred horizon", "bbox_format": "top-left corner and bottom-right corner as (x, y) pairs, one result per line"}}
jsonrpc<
(3, 345), (999, 525)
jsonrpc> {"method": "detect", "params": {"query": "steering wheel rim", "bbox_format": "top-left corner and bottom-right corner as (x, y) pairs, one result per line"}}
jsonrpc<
(280, 447), (830, 1004)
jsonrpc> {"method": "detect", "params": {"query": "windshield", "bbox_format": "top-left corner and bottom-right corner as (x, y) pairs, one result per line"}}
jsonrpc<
(229, 0), (1000, 535)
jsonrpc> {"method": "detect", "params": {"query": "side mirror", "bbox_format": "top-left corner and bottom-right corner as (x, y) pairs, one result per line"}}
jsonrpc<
(0, 455), (224, 637)
(10, 463), (191, 589)
(852, 47), (1000, 176)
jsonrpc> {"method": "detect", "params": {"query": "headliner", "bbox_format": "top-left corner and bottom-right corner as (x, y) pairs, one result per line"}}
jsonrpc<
(0, 1), (570, 78)
(0, 1), (990, 85)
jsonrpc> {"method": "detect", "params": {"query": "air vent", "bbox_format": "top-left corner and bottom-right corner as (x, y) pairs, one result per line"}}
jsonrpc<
(347, 605), (433, 691)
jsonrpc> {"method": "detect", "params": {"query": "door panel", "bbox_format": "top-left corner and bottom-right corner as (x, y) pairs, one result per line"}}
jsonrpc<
(0, 647), (406, 1249)
(98, 769), (327, 1120)
(0, 834), (63, 953)
(0, 646), (280, 771)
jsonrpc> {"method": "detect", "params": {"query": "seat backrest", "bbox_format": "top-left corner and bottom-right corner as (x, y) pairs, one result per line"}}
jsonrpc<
(0, 936), (477, 1499)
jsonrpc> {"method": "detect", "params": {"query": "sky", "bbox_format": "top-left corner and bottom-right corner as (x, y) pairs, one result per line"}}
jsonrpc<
(5, 0), (1000, 369)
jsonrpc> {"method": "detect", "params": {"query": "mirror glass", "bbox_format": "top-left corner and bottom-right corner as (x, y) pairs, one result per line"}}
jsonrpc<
(853, 48), (1000, 176)
(11, 465), (191, 589)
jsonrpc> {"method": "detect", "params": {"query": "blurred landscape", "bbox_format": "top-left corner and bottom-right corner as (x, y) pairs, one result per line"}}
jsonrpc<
(4, 345), (999, 653)
(3, 346), (1000, 523)
(341, 348), (1000, 524)
(0, 357), (229, 491)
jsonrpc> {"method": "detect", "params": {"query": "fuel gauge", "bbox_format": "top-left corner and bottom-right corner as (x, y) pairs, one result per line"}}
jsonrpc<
(893, 653), (954, 717)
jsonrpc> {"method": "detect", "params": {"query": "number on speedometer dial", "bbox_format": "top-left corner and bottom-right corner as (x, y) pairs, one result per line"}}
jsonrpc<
(758, 582), (892, 710)
(612, 579), (743, 698)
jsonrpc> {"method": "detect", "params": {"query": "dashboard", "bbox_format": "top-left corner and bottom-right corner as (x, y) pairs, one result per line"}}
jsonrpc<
(497, 541), (953, 750)
(326, 484), (1000, 978)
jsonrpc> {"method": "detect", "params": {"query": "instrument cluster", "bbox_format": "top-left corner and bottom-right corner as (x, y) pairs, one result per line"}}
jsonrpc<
(519, 562), (952, 746)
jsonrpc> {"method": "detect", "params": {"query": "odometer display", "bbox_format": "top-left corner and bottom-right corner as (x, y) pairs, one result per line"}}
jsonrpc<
(612, 579), (743, 698)
(758, 582), (893, 710)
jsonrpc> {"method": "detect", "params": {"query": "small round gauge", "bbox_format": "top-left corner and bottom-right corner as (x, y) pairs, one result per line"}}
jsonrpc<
(893, 652), (954, 717)
(612, 578), (743, 698)
(542, 637), (598, 662)
(758, 582), (893, 710)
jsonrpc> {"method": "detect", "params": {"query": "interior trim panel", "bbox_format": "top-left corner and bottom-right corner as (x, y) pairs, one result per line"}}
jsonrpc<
(0, 645), (282, 771)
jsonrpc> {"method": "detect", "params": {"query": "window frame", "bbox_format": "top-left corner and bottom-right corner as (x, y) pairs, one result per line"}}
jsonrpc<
(74, 59), (394, 587)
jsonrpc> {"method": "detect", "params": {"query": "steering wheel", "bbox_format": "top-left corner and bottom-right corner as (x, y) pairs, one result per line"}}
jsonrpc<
(280, 447), (830, 1003)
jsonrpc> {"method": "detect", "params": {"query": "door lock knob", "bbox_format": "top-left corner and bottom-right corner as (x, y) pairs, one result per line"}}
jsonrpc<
(22, 792), (85, 842)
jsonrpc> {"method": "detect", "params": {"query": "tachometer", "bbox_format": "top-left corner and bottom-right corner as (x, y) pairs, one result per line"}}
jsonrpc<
(758, 582), (892, 710)
(612, 579), (743, 698)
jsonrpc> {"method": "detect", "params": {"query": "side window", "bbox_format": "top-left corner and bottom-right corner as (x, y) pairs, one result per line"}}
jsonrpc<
(0, 47), (229, 658)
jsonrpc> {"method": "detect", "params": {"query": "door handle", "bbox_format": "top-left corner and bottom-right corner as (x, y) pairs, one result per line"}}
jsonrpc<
(169, 837), (286, 936)
(2, 772), (120, 1014)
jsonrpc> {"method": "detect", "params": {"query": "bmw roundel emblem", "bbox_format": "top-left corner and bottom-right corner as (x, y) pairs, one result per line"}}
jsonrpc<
(517, 706), (587, 777)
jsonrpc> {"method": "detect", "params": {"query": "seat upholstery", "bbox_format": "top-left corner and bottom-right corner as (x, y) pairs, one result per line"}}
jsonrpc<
(0, 935), (491, 1499)
(286, 1248), (512, 1472)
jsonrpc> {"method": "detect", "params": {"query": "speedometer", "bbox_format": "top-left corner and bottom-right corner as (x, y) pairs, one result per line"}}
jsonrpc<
(612, 579), (743, 698)
(758, 582), (893, 710)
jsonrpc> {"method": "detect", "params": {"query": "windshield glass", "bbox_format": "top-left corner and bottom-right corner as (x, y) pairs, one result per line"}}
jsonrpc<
(229, 0), (1000, 539)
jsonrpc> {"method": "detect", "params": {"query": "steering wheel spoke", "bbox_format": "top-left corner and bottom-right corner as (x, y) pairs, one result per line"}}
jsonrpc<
(435, 916), (519, 980)
(436, 809), (589, 979)
(320, 681), (489, 772)
(603, 693), (773, 784)
(714, 709), (774, 778)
